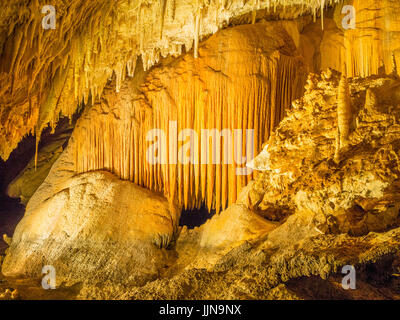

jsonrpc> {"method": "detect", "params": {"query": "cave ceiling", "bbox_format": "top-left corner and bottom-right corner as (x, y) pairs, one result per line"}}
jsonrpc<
(0, 0), (339, 161)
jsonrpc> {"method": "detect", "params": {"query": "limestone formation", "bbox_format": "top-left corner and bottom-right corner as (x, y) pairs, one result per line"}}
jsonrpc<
(1, 0), (399, 164)
(0, 0), (337, 162)
(249, 71), (400, 235)
(336, 68), (352, 155)
(2, 171), (180, 285)
(70, 23), (306, 213)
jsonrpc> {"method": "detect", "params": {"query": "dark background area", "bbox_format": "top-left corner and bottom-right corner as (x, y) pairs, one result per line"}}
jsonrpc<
(0, 117), (74, 255)
(179, 206), (216, 229)
(0, 134), (35, 255)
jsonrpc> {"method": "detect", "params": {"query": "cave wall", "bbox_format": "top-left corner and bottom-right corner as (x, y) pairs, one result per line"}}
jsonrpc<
(317, 0), (400, 77)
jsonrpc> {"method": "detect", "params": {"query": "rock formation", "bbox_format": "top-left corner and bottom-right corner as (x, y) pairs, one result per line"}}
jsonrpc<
(249, 70), (400, 235)
(2, 171), (180, 286)
(6, 120), (72, 204)
(72, 23), (307, 213)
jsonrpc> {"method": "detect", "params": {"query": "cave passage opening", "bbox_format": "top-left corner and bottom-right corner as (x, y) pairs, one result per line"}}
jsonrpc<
(179, 205), (216, 229)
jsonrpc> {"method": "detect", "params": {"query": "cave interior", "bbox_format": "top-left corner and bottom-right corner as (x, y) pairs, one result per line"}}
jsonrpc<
(0, 0), (400, 300)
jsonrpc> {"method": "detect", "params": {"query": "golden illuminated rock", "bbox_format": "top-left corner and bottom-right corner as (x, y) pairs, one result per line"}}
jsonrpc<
(61, 23), (306, 213)
(2, 171), (180, 285)
(1, 0), (399, 166)
(336, 67), (352, 154)
(0, 0), (335, 161)
(6, 124), (71, 204)
(250, 70), (400, 235)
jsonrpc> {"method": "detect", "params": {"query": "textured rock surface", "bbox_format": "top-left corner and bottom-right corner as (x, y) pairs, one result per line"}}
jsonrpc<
(2, 70), (400, 300)
(174, 200), (279, 270)
(74, 72), (400, 299)
(249, 70), (400, 236)
(1, 0), (400, 301)
(2, 171), (180, 286)
(0, 0), (334, 161)
(333, 0), (400, 77)
(76, 222), (400, 300)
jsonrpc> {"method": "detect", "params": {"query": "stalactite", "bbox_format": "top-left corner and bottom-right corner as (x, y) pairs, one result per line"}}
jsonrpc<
(167, 0), (175, 22)
(127, 56), (138, 78)
(34, 130), (39, 171)
(160, 0), (167, 40)
(339, 0), (398, 78)
(320, 0), (325, 30)
(0, 0), (363, 162)
(194, 8), (201, 59)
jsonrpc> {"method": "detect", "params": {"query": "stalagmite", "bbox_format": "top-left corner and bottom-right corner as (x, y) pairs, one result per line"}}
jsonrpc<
(337, 67), (352, 150)
(251, 10), (257, 24)
(334, 126), (340, 164)
(392, 53), (398, 76)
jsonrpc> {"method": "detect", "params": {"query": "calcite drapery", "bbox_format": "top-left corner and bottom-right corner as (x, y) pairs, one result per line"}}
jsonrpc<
(332, 0), (400, 78)
(1, 0), (399, 165)
(72, 23), (306, 212)
(0, 0), (337, 161)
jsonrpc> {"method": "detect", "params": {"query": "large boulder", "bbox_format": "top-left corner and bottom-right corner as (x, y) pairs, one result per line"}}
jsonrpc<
(2, 171), (180, 286)
(175, 193), (279, 270)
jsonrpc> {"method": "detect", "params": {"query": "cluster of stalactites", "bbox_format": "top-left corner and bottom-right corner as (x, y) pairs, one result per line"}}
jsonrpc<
(0, 0), (337, 162)
(73, 51), (305, 213)
(341, 0), (400, 78)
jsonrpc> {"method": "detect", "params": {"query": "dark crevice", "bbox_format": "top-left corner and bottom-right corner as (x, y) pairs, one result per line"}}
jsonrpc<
(179, 206), (216, 229)
(0, 195), (24, 255)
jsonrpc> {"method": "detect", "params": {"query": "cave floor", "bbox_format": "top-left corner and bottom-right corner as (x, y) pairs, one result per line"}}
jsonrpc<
(0, 274), (81, 300)
(1, 273), (399, 300)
